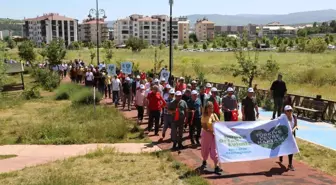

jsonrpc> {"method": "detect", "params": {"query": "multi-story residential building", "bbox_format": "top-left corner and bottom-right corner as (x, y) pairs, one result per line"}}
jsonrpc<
(178, 16), (189, 44)
(108, 28), (114, 40)
(258, 22), (297, 38)
(195, 18), (215, 41)
(23, 13), (78, 47)
(113, 14), (189, 45)
(78, 18), (109, 44)
(214, 24), (257, 37)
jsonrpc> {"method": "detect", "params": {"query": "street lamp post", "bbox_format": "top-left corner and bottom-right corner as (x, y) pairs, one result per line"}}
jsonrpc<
(169, 0), (174, 78)
(88, 0), (107, 66)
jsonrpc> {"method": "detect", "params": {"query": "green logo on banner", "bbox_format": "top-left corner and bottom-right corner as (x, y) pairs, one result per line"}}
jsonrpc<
(250, 126), (289, 150)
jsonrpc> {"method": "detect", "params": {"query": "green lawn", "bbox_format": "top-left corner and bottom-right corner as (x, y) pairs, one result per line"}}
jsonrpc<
(7, 48), (336, 100)
(0, 149), (208, 185)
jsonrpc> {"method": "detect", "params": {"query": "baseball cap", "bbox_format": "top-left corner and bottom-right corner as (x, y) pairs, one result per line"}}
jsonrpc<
(191, 90), (198, 95)
(175, 91), (182, 96)
(140, 84), (145, 89)
(227, 87), (234, 92)
(179, 77), (185, 80)
(191, 80), (197, 84)
(153, 78), (159, 83)
(125, 77), (130, 81)
(247, 87), (254, 93)
(284, 105), (293, 111)
(160, 77), (166, 81)
(169, 89), (175, 94)
(206, 83), (212, 88)
(136, 75), (140, 79)
(165, 84), (171, 89)
(211, 87), (218, 92)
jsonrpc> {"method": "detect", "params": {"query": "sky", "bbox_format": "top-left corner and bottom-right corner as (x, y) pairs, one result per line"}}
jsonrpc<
(0, 0), (335, 20)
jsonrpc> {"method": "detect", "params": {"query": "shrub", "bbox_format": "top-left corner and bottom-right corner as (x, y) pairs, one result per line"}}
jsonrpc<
(22, 86), (41, 100)
(261, 97), (274, 111)
(33, 69), (60, 91)
(55, 83), (84, 100)
(305, 38), (327, 53)
(71, 87), (102, 105)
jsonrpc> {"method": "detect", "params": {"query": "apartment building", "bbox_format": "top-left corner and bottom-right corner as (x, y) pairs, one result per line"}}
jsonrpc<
(113, 14), (189, 45)
(178, 16), (189, 44)
(214, 24), (257, 36)
(78, 18), (109, 44)
(258, 22), (297, 38)
(195, 18), (215, 41)
(23, 13), (78, 47)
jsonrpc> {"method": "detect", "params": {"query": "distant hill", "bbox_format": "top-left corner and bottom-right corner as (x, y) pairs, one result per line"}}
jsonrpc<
(185, 9), (336, 26)
(0, 18), (24, 36)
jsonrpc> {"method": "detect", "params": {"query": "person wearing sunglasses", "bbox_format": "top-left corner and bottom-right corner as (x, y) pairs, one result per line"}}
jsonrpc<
(279, 105), (298, 171)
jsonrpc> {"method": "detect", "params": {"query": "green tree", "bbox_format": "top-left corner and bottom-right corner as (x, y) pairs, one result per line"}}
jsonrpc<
(297, 29), (308, 37)
(202, 43), (207, 50)
(276, 38), (283, 47)
(103, 40), (114, 63)
(325, 37), (330, 45)
(313, 22), (317, 28)
(159, 43), (165, 50)
(253, 39), (260, 48)
(18, 40), (36, 66)
(6, 38), (16, 49)
(261, 56), (280, 82)
(126, 37), (148, 52)
(153, 47), (164, 74)
(222, 41), (227, 48)
(212, 41), (218, 48)
(89, 49), (96, 64)
(192, 58), (206, 84)
(189, 33), (198, 42)
(183, 42), (188, 49)
(329, 34), (334, 43)
(288, 39), (294, 48)
(305, 37), (327, 53)
(283, 38), (289, 45)
(174, 44), (178, 50)
(265, 40), (270, 48)
(0, 42), (7, 91)
(46, 39), (67, 68)
(193, 43), (198, 49)
(278, 43), (287, 52)
(272, 36), (278, 45)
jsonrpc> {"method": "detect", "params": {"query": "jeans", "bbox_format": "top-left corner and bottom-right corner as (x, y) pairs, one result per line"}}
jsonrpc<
(189, 117), (201, 142)
(148, 110), (161, 134)
(273, 97), (284, 119)
(104, 84), (111, 98)
(136, 106), (144, 121)
(162, 114), (173, 136)
(224, 111), (232, 121)
(112, 91), (119, 107)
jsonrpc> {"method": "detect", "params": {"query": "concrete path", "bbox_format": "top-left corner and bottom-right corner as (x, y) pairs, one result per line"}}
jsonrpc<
(0, 143), (160, 173)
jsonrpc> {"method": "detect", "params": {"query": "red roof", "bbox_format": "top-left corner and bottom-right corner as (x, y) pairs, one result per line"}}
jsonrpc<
(24, 13), (74, 21)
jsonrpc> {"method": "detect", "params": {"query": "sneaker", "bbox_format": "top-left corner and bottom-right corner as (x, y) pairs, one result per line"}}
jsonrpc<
(178, 143), (185, 150)
(214, 166), (223, 174)
(288, 165), (295, 171)
(171, 142), (178, 151)
(201, 161), (207, 168)
(190, 140), (196, 145)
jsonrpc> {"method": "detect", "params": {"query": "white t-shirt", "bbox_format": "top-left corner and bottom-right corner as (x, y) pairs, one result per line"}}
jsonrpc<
(86, 72), (94, 81)
(145, 89), (151, 97)
(112, 78), (121, 91)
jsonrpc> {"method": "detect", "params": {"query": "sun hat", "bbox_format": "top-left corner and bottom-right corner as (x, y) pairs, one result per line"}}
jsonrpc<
(169, 89), (175, 94)
(165, 84), (171, 89)
(247, 87), (254, 93)
(284, 105), (293, 111)
(206, 83), (212, 88)
(211, 87), (218, 92)
(140, 84), (145, 89)
(136, 75), (140, 79)
(227, 87), (234, 92)
(175, 91), (182, 96)
(191, 90), (198, 95)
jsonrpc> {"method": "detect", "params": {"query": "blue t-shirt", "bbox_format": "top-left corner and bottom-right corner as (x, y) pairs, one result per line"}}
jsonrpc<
(191, 98), (202, 118)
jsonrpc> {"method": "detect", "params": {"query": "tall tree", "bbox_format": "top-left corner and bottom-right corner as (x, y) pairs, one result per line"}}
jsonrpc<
(6, 38), (16, 49)
(126, 37), (148, 52)
(103, 40), (114, 63)
(46, 39), (67, 68)
(18, 40), (36, 66)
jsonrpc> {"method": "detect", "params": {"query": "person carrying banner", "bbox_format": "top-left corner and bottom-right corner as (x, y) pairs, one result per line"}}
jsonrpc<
(279, 105), (298, 171)
(201, 101), (223, 174)
(241, 88), (259, 121)
(189, 90), (202, 145)
(168, 91), (188, 150)
(205, 88), (222, 120)
(147, 85), (166, 135)
(222, 87), (238, 121)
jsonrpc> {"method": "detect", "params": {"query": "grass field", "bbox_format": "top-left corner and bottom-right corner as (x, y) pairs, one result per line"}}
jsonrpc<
(0, 148), (208, 185)
(7, 48), (336, 100)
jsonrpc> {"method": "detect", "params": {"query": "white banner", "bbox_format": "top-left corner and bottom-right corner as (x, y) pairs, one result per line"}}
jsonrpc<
(107, 64), (116, 76)
(214, 115), (299, 163)
(121, 62), (132, 74)
(160, 70), (170, 83)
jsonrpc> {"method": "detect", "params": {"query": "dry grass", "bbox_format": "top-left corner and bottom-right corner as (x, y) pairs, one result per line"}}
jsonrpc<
(0, 155), (17, 160)
(296, 139), (336, 176)
(0, 148), (208, 185)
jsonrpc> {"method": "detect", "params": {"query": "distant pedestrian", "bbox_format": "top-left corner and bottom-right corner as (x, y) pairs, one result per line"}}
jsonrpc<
(122, 77), (132, 111)
(112, 75), (122, 108)
(147, 85), (166, 135)
(270, 74), (287, 119)
(135, 85), (146, 124)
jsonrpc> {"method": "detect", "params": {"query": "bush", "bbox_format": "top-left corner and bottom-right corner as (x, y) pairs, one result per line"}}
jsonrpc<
(71, 87), (102, 105)
(33, 69), (60, 91)
(22, 86), (41, 100)
(55, 83), (84, 100)
(261, 98), (274, 111)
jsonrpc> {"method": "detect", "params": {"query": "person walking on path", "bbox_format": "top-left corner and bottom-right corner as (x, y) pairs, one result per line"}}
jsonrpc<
(168, 91), (188, 150)
(112, 75), (122, 108)
(147, 85), (166, 135)
(241, 88), (259, 121)
(103, 72), (112, 99)
(201, 101), (223, 174)
(122, 77), (132, 111)
(134, 85), (146, 124)
(279, 105), (298, 171)
(161, 89), (175, 140)
(189, 90), (202, 145)
(205, 88), (222, 120)
(270, 74), (287, 119)
(175, 77), (187, 92)
(222, 87), (238, 121)
(85, 68), (94, 87)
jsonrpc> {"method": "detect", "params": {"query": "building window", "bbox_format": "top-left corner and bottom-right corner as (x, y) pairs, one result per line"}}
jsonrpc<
(162, 24), (165, 27)
(163, 33), (165, 36)
(135, 33), (138, 36)
(163, 29), (165, 32)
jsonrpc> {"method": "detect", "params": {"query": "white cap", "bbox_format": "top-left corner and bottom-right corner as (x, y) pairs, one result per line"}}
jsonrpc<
(191, 90), (198, 95)
(140, 84), (145, 89)
(179, 77), (185, 80)
(169, 89), (175, 94)
(153, 78), (159, 83)
(227, 87), (234, 92)
(187, 83), (192, 87)
(136, 75), (140, 79)
(211, 87), (218, 92)
(206, 83), (212, 88)
(247, 87), (254, 93)
(284, 105), (293, 111)
(125, 77), (130, 81)
(165, 84), (171, 89)
(175, 91), (182, 96)
(191, 80), (197, 84)
(160, 77), (166, 81)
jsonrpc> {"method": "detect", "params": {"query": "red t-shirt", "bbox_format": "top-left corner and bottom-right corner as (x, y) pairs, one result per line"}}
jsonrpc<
(140, 73), (146, 80)
(147, 92), (166, 111)
(175, 83), (186, 92)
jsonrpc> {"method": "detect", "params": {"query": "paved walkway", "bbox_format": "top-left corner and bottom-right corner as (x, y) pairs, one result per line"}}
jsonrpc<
(0, 143), (160, 173)
(106, 98), (336, 185)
